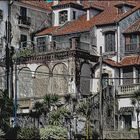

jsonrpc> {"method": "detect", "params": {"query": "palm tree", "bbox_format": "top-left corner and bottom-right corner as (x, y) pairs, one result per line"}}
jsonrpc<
(131, 90), (140, 139)
(76, 98), (92, 139)
(32, 101), (44, 128)
(43, 94), (59, 124)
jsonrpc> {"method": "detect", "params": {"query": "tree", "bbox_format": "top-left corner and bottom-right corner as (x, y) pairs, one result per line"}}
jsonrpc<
(76, 98), (92, 139)
(0, 90), (13, 131)
(131, 90), (140, 139)
(32, 101), (44, 128)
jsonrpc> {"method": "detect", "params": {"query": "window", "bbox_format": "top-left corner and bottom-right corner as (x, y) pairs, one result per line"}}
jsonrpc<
(102, 73), (109, 88)
(125, 34), (138, 52)
(59, 10), (68, 24)
(20, 7), (27, 17)
(0, 9), (3, 20)
(20, 34), (27, 48)
(73, 11), (76, 20)
(123, 67), (133, 85)
(105, 32), (115, 52)
(118, 7), (124, 14)
(37, 36), (48, 52)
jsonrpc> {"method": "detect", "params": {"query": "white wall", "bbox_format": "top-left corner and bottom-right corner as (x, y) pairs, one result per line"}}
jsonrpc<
(53, 7), (85, 26)
(0, 1), (8, 56)
(118, 98), (138, 129)
(96, 26), (118, 61)
(92, 64), (117, 93)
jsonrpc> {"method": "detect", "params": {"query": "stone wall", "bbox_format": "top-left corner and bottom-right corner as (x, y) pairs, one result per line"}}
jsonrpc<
(103, 131), (138, 139)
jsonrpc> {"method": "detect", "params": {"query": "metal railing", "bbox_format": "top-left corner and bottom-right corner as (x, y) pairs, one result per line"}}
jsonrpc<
(18, 16), (31, 26)
(125, 43), (140, 53)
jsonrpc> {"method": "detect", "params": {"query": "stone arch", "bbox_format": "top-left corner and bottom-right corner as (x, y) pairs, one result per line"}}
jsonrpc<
(52, 63), (68, 95)
(18, 67), (33, 98)
(33, 65), (50, 98)
(80, 63), (92, 95)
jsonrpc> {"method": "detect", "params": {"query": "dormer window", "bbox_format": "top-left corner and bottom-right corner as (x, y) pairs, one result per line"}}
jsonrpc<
(115, 3), (135, 14)
(59, 10), (68, 24)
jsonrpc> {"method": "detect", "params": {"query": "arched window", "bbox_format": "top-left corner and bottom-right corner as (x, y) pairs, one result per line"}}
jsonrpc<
(59, 10), (68, 24)
(102, 73), (109, 88)
(105, 32), (115, 52)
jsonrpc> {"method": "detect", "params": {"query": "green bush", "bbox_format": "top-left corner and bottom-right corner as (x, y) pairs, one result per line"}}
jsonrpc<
(5, 127), (20, 140)
(17, 127), (40, 140)
(40, 125), (68, 139)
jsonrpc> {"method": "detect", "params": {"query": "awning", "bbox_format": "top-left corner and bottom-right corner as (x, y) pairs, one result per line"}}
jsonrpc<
(119, 107), (134, 115)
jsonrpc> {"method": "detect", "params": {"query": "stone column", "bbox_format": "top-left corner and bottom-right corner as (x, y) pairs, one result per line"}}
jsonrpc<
(133, 67), (136, 84)
(120, 68), (123, 85)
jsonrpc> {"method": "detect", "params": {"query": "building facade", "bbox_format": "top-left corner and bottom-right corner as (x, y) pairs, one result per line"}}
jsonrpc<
(7, 0), (140, 131)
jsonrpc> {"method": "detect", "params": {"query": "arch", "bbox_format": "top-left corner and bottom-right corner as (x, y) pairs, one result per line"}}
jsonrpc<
(80, 63), (91, 95)
(33, 65), (50, 98)
(52, 63), (68, 95)
(18, 67), (33, 98)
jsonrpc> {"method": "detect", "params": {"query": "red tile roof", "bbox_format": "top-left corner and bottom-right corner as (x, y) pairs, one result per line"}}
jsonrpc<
(103, 55), (140, 67)
(36, 26), (59, 36)
(120, 55), (140, 66)
(36, 1), (140, 36)
(21, 0), (53, 11)
(123, 19), (140, 33)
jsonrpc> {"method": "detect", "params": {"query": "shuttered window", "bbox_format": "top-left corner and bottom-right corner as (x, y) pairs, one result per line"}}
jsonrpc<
(105, 32), (115, 52)
(123, 67), (133, 85)
(59, 10), (68, 24)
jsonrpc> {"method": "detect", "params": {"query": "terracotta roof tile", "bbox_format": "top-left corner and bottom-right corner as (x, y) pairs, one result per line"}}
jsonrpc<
(103, 59), (121, 67)
(123, 19), (140, 33)
(120, 55), (140, 66)
(103, 55), (140, 67)
(36, 26), (59, 36)
(36, 1), (140, 36)
(21, 0), (53, 11)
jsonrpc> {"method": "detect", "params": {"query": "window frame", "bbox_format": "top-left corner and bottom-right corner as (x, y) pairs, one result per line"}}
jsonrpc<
(104, 31), (116, 52)
(59, 10), (68, 25)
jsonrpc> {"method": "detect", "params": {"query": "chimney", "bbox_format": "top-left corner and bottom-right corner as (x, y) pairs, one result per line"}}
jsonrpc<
(77, 0), (82, 5)
(53, 0), (59, 6)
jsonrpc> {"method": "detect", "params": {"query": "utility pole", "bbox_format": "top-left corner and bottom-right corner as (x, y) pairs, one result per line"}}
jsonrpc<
(99, 46), (103, 139)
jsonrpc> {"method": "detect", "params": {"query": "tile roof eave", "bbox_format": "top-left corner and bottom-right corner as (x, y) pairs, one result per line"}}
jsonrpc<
(53, 29), (90, 36)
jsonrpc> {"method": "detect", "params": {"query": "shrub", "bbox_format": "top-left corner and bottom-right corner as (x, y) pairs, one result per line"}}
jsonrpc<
(5, 126), (20, 140)
(40, 125), (68, 139)
(17, 127), (40, 140)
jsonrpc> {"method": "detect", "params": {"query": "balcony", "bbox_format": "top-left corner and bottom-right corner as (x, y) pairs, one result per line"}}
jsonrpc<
(125, 43), (140, 54)
(118, 83), (140, 95)
(16, 40), (98, 64)
(18, 16), (31, 28)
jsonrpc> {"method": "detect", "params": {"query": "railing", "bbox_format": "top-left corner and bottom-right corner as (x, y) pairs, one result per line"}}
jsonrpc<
(118, 83), (140, 94)
(19, 41), (92, 55)
(18, 16), (31, 26)
(125, 43), (140, 53)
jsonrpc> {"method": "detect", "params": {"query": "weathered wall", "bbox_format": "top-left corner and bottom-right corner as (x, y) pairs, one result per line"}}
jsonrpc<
(0, 1), (8, 56)
(119, 9), (140, 58)
(11, 1), (50, 49)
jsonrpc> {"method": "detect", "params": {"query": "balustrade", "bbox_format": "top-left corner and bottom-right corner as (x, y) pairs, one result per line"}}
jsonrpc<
(118, 83), (140, 94)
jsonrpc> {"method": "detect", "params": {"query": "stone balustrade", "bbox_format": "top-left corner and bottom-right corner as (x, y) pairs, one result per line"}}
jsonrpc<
(118, 84), (140, 94)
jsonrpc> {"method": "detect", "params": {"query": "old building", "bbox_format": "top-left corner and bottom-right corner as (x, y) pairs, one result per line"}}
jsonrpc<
(9, 0), (140, 132)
